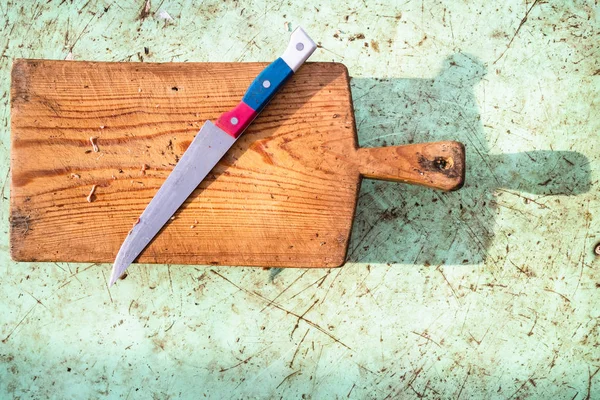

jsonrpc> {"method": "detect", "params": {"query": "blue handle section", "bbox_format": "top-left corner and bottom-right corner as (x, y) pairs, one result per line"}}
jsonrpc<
(242, 58), (294, 113)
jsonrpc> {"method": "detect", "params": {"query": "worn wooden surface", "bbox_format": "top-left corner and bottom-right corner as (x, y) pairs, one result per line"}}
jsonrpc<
(10, 60), (463, 266)
(0, 1), (598, 399)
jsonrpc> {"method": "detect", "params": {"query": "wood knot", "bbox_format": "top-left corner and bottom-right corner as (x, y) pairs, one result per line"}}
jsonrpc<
(418, 155), (458, 178)
(433, 157), (453, 170)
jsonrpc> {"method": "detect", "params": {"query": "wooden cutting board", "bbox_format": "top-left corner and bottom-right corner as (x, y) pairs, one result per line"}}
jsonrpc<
(10, 60), (464, 267)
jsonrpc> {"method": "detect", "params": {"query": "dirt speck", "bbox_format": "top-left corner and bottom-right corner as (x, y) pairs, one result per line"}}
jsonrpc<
(491, 30), (505, 39)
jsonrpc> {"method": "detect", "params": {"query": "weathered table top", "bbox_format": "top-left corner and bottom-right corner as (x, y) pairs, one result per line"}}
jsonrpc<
(1, 1), (598, 398)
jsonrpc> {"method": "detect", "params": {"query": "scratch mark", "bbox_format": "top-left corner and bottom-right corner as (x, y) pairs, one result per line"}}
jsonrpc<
(321, 267), (344, 304)
(58, 263), (99, 288)
(287, 272), (330, 301)
(24, 291), (48, 311)
(456, 366), (471, 399)
(0, 166), (9, 200)
(260, 270), (307, 312)
(211, 270), (351, 350)
(348, 213), (385, 258)
(68, 13), (96, 52)
(315, 43), (345, 60)
(408, 383), (424, 397)
(290, 299), (318, 338)
(219, 347), (269, 372)
(101, 270), (114, 303)
(573, 203), (591, 297)
(527, 313), (538, 336)
(347, 383), (356, 397)
(508, 374), (535, 399)
(52, 262), (67, 273)
(1, 303), (37, 343)
(311, 344), (324, 392)
(276, 370), (299, 389)
(437, 265), (460, 304)
(494, 0), (541, 64)
(164, 320), (175, 332)
(405, 366), (423, 390)
(66, 264), (82, 286)
(544, 288), (571, 303)
(586, 366), (600, 400)
(411, 331), (441, 348)
(469, 326), (491, 345)
(236, 31), (261, 62)
(289, 329), (309, 368)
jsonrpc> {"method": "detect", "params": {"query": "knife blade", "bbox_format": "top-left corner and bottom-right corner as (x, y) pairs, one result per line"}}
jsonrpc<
(109, 27), (316, 286)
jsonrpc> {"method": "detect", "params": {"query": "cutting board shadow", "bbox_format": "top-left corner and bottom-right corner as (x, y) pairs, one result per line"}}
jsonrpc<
(12, 56), (587, 268)
(346, 53), (591, 266)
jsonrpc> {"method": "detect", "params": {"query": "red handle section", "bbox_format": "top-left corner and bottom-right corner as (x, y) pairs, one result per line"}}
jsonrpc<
(215, 102), (258, 139)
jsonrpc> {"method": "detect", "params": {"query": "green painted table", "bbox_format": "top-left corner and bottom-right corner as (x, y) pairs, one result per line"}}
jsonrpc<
(1, 0), (598, 398)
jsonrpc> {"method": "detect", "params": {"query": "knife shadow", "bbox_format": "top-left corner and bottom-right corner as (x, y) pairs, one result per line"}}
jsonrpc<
(346, 53), (591, 265)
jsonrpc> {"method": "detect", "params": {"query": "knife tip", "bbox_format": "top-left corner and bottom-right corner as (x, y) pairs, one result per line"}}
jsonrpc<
(108, 265), (122, 287)
(108, 273), (117, 287)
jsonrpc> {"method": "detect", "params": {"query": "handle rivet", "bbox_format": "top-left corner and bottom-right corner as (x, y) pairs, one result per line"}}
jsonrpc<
(296, 42), (304, 51)
(263, 80), (271, 88)
(230, 117), (239, 125)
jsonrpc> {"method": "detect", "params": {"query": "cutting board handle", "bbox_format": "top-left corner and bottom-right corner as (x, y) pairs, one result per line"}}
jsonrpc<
(357, 141), (465, 191)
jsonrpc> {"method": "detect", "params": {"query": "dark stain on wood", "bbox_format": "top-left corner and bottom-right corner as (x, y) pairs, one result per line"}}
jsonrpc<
(251, 141), (275, 165)
(9, 211), (31, 239)
(417, 143), (465, 189)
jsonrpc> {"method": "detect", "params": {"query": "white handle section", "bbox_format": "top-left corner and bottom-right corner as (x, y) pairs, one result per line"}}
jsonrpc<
(281, 27), (317, 72)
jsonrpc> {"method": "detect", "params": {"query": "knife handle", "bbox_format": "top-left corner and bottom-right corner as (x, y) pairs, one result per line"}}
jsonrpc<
(216, 27), (316, 139)
(357, 141), (465, 191)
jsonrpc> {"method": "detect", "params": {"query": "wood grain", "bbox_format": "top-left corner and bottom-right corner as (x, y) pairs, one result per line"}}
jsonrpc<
(10, 59), (464, 267)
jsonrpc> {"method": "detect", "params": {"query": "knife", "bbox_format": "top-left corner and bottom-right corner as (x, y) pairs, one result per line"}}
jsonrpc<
(109, 27), (317, 286)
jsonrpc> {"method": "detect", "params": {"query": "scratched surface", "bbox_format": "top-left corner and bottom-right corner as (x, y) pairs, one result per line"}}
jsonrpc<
(1, 0), (599, 398)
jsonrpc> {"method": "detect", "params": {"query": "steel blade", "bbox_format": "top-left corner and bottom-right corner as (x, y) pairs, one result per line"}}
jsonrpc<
(109, 121), (236, 286)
